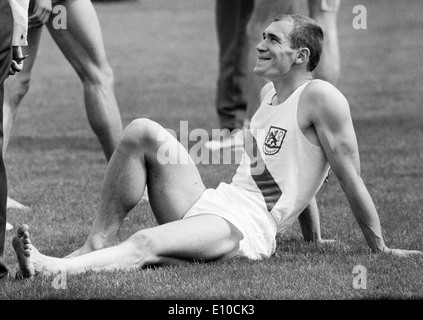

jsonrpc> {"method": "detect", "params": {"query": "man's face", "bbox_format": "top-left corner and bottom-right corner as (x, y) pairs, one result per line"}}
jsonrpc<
(253, 20), (298, 79)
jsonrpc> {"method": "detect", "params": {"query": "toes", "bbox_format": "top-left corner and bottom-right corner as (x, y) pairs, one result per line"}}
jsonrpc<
(23, 237), (31, 245)
(12, 236), (22, 251)
(12, 235), (32, 257)
(17, 224), (29, 237)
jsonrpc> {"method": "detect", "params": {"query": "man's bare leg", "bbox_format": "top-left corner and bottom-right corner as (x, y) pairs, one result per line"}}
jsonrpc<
(67, 118), (209, 257)
(4, 0), (124, 210)
(3, 26), (43, 210)
(47, 0), (123, 161)
(3, 26), (42, 154)
(14, 213), (242, 276)
(14, 119), (243, 276)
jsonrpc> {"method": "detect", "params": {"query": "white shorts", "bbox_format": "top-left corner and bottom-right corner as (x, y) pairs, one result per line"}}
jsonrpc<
(183, 182), (277, 260)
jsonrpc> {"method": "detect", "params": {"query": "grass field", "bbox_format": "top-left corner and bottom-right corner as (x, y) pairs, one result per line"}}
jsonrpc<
(1, 0), (423, 301)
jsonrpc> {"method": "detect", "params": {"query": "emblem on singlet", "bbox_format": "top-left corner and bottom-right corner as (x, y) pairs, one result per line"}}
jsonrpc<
(263, 126), (287, 155)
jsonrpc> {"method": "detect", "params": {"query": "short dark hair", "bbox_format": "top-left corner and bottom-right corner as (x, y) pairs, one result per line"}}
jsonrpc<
(272, 14), (324, 72)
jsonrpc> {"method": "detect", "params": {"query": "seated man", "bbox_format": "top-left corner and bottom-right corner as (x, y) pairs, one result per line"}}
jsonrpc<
(13, 14), (422, 278)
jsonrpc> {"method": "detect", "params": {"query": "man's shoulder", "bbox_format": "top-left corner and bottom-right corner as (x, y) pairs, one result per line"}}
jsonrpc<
(302, 80), (349, 111)
(303, 79), (344, 101)
(300, 79), (351, 125)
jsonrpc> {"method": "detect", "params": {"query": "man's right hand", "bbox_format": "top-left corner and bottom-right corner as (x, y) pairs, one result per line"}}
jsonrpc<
(28, 0), (53, 28)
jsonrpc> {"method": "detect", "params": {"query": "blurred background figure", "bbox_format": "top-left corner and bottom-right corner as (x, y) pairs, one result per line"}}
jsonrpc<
(1, 0), (29, 285)
(205, 0), (254, 151)
(3, 0), (123, 209)
(206, 0), (341, 150)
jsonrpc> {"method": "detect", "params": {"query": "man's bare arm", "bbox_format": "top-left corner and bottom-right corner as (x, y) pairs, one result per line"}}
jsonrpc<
(307, 81), (421, 256)
(298, 197), (335, 243)
(298, 197), (321, 242)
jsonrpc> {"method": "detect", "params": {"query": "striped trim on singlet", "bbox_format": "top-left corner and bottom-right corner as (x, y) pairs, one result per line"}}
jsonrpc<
(245, 130), (283, 213)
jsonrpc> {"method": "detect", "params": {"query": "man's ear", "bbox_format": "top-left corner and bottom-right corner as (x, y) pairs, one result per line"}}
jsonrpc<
(295, 47), (310, 66)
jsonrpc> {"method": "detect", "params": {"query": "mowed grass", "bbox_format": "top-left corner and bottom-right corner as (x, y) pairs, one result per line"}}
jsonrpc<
(1, 0), (423, 300)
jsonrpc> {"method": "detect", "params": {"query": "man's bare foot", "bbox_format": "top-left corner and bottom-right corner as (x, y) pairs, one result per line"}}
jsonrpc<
(12, 224), (36, 279)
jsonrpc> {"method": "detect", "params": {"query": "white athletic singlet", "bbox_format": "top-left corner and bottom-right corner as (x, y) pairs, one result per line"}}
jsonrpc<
(232, 81), (330, 233)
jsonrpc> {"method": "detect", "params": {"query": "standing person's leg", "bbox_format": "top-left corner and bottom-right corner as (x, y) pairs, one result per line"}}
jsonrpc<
(206, 0), (254, 150)
(245, 0), (300, 121)
(46, 0), (123, 161)
(3, 26), (42, 210)
(3, 26), (43, 155)
(0, 0), (14, 286)
(308, 0), (341, 85)
(215, 0), (247, 131)
(14, 119), (243, 276)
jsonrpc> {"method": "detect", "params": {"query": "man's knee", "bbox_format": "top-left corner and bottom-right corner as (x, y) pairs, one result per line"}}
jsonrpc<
(120, 118), (163, 152)
(5, 73), (31, 107)
(127, 230), (159, 266)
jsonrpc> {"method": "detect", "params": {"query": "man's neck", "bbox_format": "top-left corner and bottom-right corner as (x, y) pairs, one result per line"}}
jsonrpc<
(271, 72), (313, 105)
